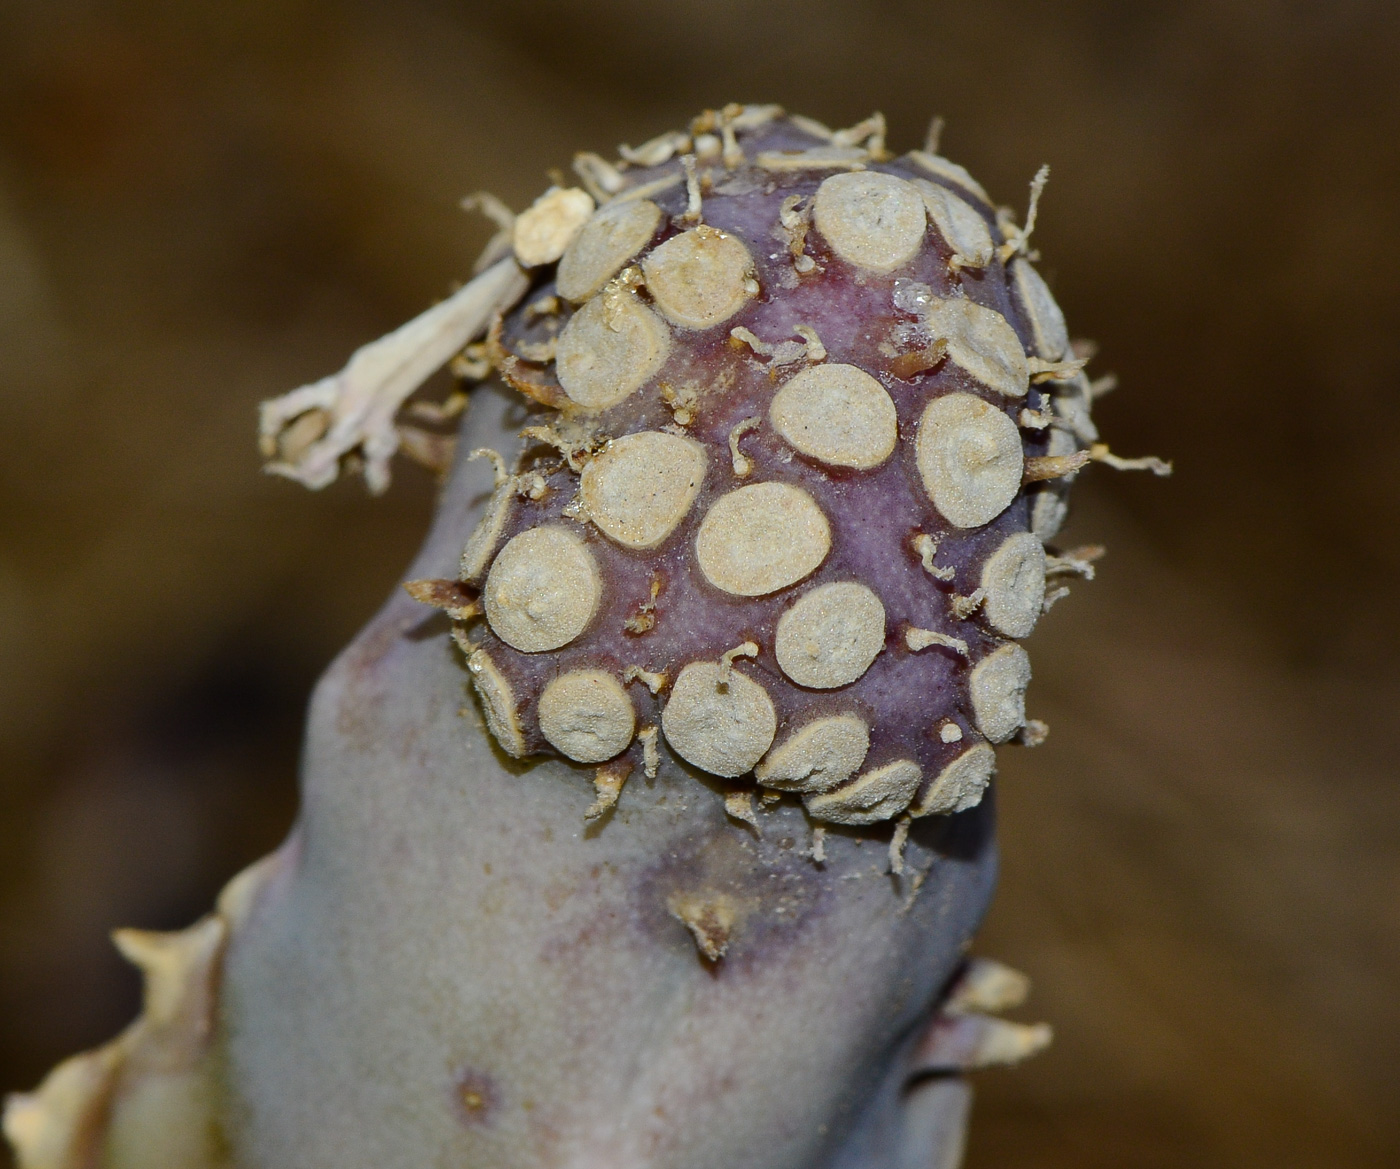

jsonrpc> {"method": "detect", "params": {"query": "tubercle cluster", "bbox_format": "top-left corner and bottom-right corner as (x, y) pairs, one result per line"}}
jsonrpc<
(393, 104), (1145, 836)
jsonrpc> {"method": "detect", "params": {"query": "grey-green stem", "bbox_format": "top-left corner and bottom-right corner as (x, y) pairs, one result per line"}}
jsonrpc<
(218, 381), (995, 1168)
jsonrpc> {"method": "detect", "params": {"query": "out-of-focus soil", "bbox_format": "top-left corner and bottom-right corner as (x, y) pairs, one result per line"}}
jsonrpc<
(1, 2), (1396, 1165)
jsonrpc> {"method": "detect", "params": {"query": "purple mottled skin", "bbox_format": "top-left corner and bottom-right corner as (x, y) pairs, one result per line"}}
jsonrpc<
(217, 383), (995, 1168)
(476, 116), (1052, 787)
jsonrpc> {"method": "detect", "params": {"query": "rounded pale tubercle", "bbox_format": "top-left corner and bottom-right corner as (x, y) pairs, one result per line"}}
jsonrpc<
(556, 199), (664, 303)
(813, 171), (927, 273)
(923, 297), (1029, 399)
(513, 187), (595, 268)
(1030, 486), (1068, 542)
(580, 431), (707, 549)
(641, 226), (755, 330)
(554, 290), (671, 411)
(769, 364), (898, 470)
(915, 392), (1023, 529)
(1012, 257), (1070, 361)
(661, 661), (777, 778)
(912, 178), (993, 269)
(483, 525), (601, 653)
(910, 743), (996, 817)
(907, 149), (992, 204)
(979, 532), (1046, 640)
(537, 669), (636, 763)
(804, 759), (923, 825)
(695, 482), (831, 597)
(1051, 371), (1099, 443)
(774, 581), (886, 689)
(459, 479), (515, 583)
(754, 713), (870, 793)
(466, 648), (527, 758)
(969, 643), (1031, 743)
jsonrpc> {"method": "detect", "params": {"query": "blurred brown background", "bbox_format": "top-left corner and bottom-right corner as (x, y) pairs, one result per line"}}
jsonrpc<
(1, 1), (1397, 1165)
